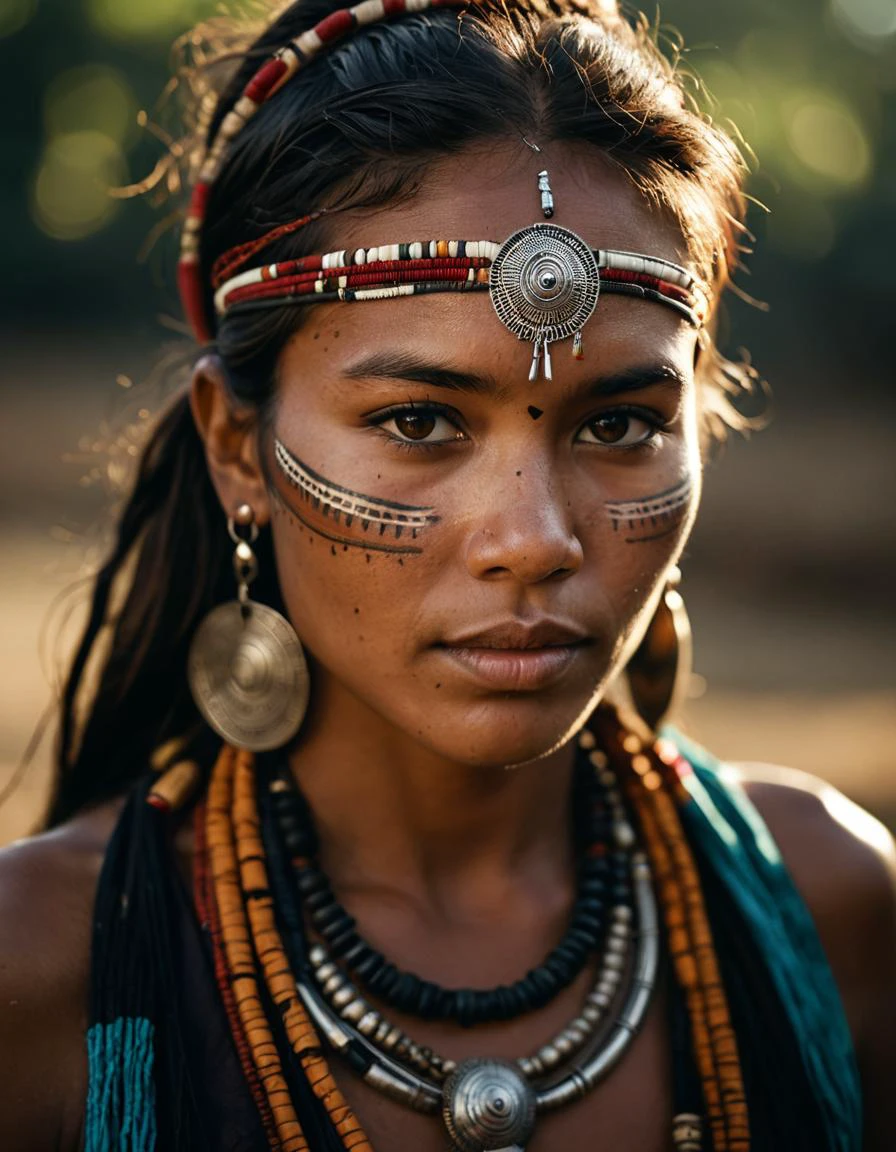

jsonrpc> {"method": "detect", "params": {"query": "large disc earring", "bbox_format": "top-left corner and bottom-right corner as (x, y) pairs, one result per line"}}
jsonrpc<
(626, 567), (693, 733)
(188, 504), (309, 751)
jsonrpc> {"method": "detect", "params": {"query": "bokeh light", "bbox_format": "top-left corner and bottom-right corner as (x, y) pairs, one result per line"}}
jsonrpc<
(87, 0), (218, 41)
(831, 0), (896, 42)
(44, 65), (138, 148)
(31, 131), (127, 241)
(784, 91), (873, 190)
(0, 0), (37, 38)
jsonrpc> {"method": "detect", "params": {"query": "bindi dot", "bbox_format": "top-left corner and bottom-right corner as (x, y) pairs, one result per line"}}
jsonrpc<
(527, 405), (544, 420)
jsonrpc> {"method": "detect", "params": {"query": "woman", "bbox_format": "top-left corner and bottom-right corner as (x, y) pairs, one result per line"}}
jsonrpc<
(0, 0), (893, 1148)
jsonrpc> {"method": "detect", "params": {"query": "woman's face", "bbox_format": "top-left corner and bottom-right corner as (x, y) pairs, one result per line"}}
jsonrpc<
(261, 142), (702, 767)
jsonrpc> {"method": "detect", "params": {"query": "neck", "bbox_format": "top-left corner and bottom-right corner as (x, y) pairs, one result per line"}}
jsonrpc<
(287, 690), (578, 916)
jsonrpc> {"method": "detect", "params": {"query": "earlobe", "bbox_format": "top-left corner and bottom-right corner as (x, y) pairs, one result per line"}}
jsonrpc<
(189, 353), (272, 524)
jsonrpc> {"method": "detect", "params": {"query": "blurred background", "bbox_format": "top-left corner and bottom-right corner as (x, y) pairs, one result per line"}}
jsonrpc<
(1, 0), (894, 843)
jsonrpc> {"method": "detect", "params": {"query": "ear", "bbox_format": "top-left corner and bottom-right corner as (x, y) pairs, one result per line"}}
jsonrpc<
(190, 354), (272, 526)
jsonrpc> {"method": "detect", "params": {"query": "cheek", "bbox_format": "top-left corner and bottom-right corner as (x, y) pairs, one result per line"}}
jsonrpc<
(268, 494), (437, 669)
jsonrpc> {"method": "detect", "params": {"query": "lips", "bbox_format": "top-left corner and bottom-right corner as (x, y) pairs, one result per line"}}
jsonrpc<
(438, 619), (590, 691)
(442, 619), (589, 650)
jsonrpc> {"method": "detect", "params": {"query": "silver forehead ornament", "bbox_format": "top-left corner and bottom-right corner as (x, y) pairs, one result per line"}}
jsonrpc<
(489, 223), (599, 382)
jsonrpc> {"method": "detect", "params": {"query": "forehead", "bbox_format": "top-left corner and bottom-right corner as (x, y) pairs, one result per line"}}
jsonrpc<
(334, 139), (690, 268)
(279, 140), (697, 386)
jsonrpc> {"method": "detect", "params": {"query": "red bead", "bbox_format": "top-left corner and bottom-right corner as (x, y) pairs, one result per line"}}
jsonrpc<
(316, 9), (356, 43)
(244, 57), (289, 104)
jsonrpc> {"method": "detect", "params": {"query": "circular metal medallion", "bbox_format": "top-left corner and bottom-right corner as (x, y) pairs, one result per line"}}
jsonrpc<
(442, 1058), (536, 1152)
(489, 224), (600, 345)
(188, 601), (309, 751)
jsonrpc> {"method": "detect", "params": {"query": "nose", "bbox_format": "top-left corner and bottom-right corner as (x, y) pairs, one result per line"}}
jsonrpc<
(463, 461), (584, 584)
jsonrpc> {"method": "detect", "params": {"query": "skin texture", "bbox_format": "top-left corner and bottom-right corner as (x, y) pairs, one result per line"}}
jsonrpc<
(0, 142), (894, 1150)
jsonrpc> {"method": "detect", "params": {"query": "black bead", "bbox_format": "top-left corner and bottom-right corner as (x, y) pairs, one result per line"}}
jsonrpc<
(528, 967), (558, 1000)
(455, 989), (475, 1027)
(552, 939), (587, 967)
(341, 942), (368, 969)
(329, 927), (360, 956)
(311, 903), (346, 930)
(319, 911), (356, 939)
(296, 868), (328, 895)
(570, 912), (603, 937)
(416, 980), (439, 1018)
(351, 949), (383, 982)
(433, 989), (455, 1019)
(376, 964), (402, 999)
(304, 888), (333, 913)
(392, 973), (423, 1011)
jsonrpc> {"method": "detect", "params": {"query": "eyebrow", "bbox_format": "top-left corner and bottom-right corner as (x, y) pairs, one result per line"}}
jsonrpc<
(343, 351), (686, 399)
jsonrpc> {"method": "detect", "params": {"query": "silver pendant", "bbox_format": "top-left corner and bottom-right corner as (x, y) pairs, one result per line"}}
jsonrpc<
(489, 224), (600, 381)
(188, 600), (309, 750)
(442, 1059), (536, 1152)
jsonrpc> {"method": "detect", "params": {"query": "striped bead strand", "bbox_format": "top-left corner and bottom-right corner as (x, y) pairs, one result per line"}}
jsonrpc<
(193, 797), (279, 1146)
(206, 745), (309, 1151)
(230, 750), (374, 1152)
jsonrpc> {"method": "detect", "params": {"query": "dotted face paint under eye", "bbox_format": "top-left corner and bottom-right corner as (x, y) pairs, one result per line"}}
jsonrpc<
(605, 477), (692, 544)
(272, 438), (439, 555)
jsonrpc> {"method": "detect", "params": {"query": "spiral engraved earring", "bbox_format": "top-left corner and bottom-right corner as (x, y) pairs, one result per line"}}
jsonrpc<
(188, 503), (309, 751)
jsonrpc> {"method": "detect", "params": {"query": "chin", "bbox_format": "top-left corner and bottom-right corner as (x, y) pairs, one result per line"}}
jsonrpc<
(415, 686), (609, 770)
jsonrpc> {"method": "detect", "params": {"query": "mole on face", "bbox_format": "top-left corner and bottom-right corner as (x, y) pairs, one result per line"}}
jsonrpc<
(605, 478), (693, 544)
(527, 405), (544, 421)
(271, 437), (439, 555)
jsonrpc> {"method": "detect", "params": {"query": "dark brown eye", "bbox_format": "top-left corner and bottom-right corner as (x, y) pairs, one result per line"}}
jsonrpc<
(589, 414), (630, 443)
(394, 412), (437, 440)
(579, 412), (657, 448)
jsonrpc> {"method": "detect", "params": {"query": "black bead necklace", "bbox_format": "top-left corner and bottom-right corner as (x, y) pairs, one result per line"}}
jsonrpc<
(269, 745), (622, 1028)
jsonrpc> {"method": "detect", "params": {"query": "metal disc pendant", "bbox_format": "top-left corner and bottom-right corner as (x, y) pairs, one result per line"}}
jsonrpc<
(442, 1059), (536, 1152)
(489, 224), (600, 347)
(188, 601), (309, 751)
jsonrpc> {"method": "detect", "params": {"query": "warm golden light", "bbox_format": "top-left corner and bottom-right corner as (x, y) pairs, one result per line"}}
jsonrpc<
(785, 92), (873, 189)
(31, 131), (127, 241)
(87, 0), (218, 41)
(44, 65), (138, 148)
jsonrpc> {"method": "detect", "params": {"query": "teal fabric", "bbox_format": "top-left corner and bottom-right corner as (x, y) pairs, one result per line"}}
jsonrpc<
(669, 730), (863, 1151)
(85, 1017), (157, 1152)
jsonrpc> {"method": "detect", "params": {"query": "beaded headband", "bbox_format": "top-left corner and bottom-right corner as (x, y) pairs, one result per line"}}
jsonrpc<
(180, 0), (710, 379)
(214, 219), (708, 380)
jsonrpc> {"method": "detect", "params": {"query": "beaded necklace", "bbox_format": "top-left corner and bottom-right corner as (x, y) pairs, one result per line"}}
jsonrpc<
(190, 708), (754, 1150)
(85, 705), (862, 1151)
(268, 754), (623, 1028)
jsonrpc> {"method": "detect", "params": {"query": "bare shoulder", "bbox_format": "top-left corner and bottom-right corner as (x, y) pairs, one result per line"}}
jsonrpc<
(0, 803), (120, 1152)
(725, 762), (896, 1150)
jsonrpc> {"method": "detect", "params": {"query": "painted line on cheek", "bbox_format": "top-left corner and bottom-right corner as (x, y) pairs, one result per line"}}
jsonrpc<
(605, 477), (693, 544)
(272, 438), (439, 555)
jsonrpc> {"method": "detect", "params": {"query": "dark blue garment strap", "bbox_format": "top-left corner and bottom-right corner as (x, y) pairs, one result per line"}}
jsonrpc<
(668, 730), (862, 1151)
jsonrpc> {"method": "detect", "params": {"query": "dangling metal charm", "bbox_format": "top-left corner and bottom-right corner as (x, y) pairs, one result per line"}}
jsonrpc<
(490, 224), (600, 382)
(188, 505), (309, 750)
(442, 1059), (536, 1152)
(537, 169), (554, 218)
